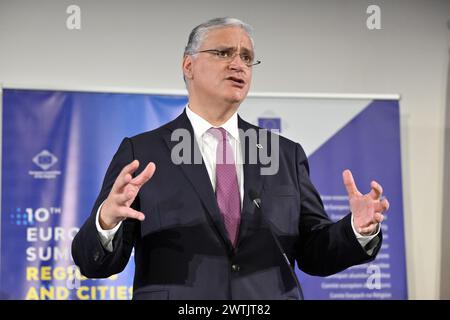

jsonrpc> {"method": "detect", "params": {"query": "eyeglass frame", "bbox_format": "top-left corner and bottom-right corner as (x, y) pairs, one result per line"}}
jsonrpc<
(192, 48), (262, 67)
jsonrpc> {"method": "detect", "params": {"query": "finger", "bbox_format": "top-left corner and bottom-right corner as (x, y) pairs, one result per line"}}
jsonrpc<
(357, 216), (376, 229)
(368, 180), (383, 200)
(131, 162), (156, 187)
(381, 198), (390, 211)
(118, 206), (145, 221)
(358, 224), (378, 236)
(360, 212), (384, 228)
(374, 198), (390, 213)
(112, 160), (140, 193)
(342, 169), (359, 197)
(374, 212), (384, 224)
(114, 184), (139, 205)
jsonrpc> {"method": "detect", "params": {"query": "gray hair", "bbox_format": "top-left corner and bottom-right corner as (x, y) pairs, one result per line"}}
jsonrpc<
(184, 17), (254, 56)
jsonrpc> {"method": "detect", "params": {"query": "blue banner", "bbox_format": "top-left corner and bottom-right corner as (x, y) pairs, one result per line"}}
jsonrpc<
(1, 89), (406, 299)
(1, 89), (187, 299)
(295, 100), (407, 299)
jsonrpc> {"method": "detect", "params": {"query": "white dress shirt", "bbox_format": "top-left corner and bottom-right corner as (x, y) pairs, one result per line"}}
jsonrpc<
(96, 105), (379, 253)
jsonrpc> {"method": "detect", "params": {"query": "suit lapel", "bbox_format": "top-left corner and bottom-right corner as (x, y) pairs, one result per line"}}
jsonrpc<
(236, 116), (266, 248)
(162, 110), (234, 252)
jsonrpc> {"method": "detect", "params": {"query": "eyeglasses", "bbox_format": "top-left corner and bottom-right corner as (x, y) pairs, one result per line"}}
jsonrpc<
(194, 48), (261, 67)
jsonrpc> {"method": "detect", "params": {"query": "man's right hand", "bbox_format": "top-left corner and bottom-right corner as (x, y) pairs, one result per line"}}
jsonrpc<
(99, 160), (156, 230)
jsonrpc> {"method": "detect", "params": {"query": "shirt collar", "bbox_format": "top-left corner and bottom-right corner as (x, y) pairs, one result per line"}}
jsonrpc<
(185, 105), (240, 142)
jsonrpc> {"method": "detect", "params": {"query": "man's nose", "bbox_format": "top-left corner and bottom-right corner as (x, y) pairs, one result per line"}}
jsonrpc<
(228, 54), (246, 70)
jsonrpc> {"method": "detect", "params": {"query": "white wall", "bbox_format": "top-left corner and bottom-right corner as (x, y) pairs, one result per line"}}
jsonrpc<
(1, 0), (449, 299)
(442, 50), (450, 300)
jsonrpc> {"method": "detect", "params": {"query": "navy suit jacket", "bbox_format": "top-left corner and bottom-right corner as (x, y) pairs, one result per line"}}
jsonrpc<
(71, 109), (381, 300)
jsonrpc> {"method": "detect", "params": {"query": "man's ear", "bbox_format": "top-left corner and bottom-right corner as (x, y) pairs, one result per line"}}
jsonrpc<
(182, 55), (194, 80)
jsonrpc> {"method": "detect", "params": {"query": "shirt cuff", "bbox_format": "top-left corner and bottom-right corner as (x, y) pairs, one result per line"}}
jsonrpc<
(351, 214), (381, 254)
(95, 201), (122, 252)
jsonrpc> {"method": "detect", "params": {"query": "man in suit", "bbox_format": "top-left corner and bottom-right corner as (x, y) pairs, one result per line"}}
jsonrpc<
(71, 17), (389, 300)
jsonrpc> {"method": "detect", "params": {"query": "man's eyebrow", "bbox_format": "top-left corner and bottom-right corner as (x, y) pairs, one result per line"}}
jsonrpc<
(213, 46), (236, 51)
(239, 47), (254, 55)
(214, 46), (254, 54)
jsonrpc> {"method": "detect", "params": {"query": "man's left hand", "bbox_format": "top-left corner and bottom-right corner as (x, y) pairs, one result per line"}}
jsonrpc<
(342, 169), (390, 236)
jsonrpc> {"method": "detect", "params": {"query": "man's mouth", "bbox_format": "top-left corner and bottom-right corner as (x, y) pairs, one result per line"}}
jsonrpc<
(226, 76), (246, 87)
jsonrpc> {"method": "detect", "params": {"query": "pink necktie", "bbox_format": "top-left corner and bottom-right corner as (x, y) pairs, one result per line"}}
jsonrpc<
(208, 127), (241, 247)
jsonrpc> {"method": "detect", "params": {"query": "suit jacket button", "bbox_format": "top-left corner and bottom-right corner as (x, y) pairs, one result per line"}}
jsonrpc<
(231, 264), (240, 272)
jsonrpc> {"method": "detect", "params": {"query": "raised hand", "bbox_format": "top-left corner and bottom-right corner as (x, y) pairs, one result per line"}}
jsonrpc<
(99, 160), (156, 230)
(342, 169), (390, 236)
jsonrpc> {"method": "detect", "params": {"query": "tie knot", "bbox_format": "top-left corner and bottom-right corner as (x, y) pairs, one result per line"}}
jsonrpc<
(208, 127), (227, 142)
